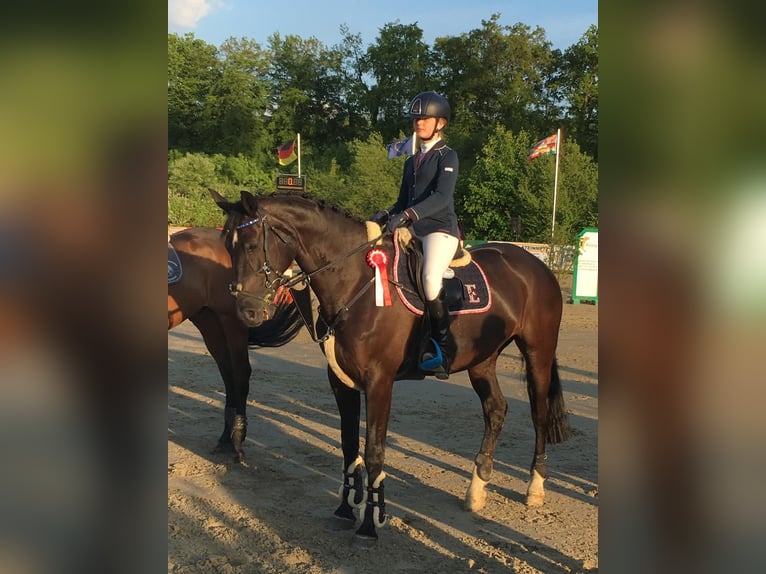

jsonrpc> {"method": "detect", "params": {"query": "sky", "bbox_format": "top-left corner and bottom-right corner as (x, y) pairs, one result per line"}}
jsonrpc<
(168, 0), (598, 52)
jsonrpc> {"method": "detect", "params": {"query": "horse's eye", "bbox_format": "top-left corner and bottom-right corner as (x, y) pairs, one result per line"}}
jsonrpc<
(245, 243), (257, 253)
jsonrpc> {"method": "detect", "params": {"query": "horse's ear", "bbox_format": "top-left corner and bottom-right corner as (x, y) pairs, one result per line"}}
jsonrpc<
(209, 188), (247, 215)
(240, 190), (259, 216)
(209, 188), (235, 213)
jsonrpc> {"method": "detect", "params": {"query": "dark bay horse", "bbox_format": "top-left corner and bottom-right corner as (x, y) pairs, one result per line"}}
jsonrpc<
(210, 190), (571, 547)
(168, 226), (304, 463)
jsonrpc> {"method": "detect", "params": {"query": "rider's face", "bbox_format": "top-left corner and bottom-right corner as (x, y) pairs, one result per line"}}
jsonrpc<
(413, 116), (442, 140)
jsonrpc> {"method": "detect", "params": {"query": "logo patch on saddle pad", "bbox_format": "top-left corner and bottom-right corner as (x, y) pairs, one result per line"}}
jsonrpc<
(168, 244), (183, 284)
(392, 237), (492, 316)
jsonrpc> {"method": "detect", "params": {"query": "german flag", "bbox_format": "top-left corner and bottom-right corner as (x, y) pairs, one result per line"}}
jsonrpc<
(277, 139), (297, 166)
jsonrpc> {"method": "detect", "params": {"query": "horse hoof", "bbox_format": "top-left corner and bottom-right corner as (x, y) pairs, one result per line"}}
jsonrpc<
(351, 534), (378, 550)
(329, 515), (357, 531)
(525, 493), (544, 507)
(464, 491), (487, 512)
(334, 503), (357, 522)
(213, 439), (234, 451)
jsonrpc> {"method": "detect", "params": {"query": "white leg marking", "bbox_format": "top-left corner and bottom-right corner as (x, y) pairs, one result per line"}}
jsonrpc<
(525, 468), (545, 507)
(464, 466), (489, 511)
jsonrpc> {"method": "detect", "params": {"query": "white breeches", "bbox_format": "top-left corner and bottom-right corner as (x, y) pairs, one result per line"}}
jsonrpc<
(421, 232), (459, 301)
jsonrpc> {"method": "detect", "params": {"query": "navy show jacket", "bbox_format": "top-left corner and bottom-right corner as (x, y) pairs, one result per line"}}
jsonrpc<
(389, 140), (460, 238)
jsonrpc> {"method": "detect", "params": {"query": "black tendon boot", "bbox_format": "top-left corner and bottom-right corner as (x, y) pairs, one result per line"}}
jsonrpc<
(420, 291), (454, 379)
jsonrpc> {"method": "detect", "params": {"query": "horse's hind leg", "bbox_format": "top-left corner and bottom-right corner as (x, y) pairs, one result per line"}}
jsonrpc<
(191, 310), (251, 464)
(521, 346), (571, 507)
(328, 367), (365, 526)
(465, 357), (508, 511)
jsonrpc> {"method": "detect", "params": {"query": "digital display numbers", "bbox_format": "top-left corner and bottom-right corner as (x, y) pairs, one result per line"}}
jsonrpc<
(276, 175), (306, 191)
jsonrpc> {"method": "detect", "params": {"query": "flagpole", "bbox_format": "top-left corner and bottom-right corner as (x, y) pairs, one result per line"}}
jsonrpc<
(297, 133), (301, 177)
(551, 128), (561, 239)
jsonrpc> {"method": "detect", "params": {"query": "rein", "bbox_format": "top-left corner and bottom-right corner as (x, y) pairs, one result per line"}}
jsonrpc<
(233, 213), (385, 343)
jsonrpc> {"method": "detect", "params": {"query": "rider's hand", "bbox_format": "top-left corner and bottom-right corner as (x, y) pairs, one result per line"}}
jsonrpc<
(370, 210), (389, 225)
(386, 211), (412, 234)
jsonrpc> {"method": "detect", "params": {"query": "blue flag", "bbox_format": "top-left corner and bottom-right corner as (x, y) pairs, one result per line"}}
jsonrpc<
(386, 136), (413, 159)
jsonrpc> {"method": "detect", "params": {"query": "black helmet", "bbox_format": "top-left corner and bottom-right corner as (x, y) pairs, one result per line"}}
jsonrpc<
(406, 91), (451, 121)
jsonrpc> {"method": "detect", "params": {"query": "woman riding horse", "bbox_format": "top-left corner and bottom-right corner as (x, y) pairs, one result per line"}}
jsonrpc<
(210, 188), (570, 548)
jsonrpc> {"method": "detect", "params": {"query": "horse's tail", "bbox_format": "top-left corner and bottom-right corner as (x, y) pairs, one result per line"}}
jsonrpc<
(545, 358), (572, 444)
(246, 301), (304, 347)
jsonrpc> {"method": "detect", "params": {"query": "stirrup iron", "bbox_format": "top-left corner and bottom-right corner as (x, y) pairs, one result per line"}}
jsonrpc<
(419, 338), (443, 371)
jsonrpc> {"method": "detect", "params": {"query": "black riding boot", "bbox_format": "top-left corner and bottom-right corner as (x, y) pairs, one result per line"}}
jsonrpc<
(420, 292), (454, 380)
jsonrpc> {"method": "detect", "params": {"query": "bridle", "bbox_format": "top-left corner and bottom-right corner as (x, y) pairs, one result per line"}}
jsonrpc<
(227, 211), (285, 306)
(227, 208), (385, 343)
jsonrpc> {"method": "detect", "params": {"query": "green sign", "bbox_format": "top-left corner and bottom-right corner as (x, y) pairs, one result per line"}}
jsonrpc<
(572, 228), (598, 304)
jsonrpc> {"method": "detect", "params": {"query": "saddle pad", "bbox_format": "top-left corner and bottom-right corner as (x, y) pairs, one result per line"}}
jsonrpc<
(168, 244), (183, 284)
(392, 235), (492, 316)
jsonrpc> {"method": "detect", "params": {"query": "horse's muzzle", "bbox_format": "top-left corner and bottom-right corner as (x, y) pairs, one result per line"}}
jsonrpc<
(238, 305), (270, 326)
(229, 282), (278, 325)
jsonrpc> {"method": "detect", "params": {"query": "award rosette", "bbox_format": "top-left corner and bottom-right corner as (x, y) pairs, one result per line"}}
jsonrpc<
(366, 248), (392, 307)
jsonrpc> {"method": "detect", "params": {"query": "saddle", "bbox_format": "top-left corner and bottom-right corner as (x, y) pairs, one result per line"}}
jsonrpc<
(392, 228), (492, 316)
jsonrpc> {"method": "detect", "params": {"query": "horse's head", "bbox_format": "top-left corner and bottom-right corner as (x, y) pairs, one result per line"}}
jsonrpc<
(210, 189), (298, 327)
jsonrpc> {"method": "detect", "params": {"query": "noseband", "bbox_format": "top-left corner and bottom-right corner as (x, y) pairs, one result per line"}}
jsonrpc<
(228, 212), (287, 305)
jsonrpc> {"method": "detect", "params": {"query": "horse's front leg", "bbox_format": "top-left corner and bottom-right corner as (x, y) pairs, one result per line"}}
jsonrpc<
(219, 315), (251, 464)
(328, 367), (365, 526)
(465, 359), (508, 511)
(192, 311), (251, 464)
(354, 379), (394, 548)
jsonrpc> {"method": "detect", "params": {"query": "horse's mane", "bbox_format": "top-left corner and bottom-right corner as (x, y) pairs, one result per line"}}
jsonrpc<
(222, 190), (366, 236)
(264, 190), (366, 223)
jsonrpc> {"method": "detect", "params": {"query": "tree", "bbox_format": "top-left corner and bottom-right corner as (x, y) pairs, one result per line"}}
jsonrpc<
(549, 138), (598, 243)
(343, 133), (402, 218)
(167, 21), (599, 232)
(462, 126), (536, 240)
(167, 152), (223, 226)
(204, 37), (272, 158)
(267, 32), (361, 167)
(463, 125), (597, 244)
(167, 33), (220, 153)
(553, 25), (598, 160)
(433, 15), (557, 170)
(364, 22), (434, 142)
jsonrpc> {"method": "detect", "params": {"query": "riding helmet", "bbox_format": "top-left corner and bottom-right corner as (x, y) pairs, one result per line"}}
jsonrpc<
(406, 91), (451, 121)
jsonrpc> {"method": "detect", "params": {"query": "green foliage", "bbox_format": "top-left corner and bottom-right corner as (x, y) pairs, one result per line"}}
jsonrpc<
(553, 25), (598, 159)
(343, 133), (403, 218)
(168, 152), (275, 226)
(168, 33), (220, 153)
(206, 37), (272, 157)
(463, 125), (598, 248)
(462, 126), (533, 240)
(304, 160), (348, 206)
(167, 21), (599, 238)
(217, 154), (273, 189)
(167, 152), (222, 226)
(364, 22), (434, 141)
(168, 152), (217, 196)
(435, 15), (556, 166)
